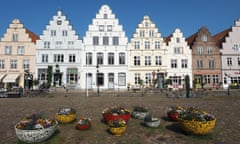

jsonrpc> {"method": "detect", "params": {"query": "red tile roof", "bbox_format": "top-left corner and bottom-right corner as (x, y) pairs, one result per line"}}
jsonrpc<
(164, 34), (172, 45)
(25, 29), (39, 44)
(213, 28), (232, 48)
(186, 32), (197, 47)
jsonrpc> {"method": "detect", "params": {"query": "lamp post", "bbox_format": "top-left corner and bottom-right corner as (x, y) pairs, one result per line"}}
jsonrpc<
(96, 64), (99, 96)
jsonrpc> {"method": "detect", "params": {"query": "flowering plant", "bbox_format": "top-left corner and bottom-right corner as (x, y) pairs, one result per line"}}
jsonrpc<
(16, 113), (56, 130)
(103, 107), (130, 115)
(108, 119), (126, 128)
(57, 107), (76, 115)
(77, 117), (91, 125)
(167, 105), (183, 113)
(144, 114), (159, 122)
(178, 107), (215, 122)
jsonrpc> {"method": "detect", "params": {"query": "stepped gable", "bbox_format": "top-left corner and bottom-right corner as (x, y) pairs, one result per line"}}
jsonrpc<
(213, 28), (231, 48)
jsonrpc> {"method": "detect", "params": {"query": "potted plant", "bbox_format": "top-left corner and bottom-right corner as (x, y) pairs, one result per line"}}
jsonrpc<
(102, 107), (131, 123)
(178, 107), (216, 135)
(15, 113), (58, 143)
(143, 114), (160, 128)
(55, 107), (76, 123)
(108, 118), (127, 136)
(76, 117), (91, 130)
(167, 105), (184, 121)
(131, 106), (149, 120)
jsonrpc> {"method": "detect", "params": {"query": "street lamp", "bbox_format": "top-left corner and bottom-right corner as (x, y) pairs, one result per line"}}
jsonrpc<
(96, 64), (99, 96)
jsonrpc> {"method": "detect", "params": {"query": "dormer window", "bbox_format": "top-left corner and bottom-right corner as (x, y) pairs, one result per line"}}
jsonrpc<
(57, 20), (62, 25)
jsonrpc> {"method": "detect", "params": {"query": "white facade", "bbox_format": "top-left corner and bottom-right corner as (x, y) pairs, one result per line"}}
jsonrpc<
(128, 16), (167, 89)
(36, 10), (82, 87)
(82, 5), (128, 90)
(166, 28), (192, 89)
(221, 19), (240, 89)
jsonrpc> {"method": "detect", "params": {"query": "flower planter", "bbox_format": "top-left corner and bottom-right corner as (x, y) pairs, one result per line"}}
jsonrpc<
(55, 107), (76, 123)
(102, 107), (130, 123)
(109, 126), (127, 136)
(143, 115), (160, 128)
(178, 118), (216, 135)
(132, 111), (149, 120)
(167, 111), (179, 121)
(76, 118), (91, 130)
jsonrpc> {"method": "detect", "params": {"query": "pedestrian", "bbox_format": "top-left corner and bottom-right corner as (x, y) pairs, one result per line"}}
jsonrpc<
(64, 86), (68, 97)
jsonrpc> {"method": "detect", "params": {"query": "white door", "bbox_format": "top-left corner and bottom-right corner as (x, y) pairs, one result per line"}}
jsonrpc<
(87, 73), (92, 89)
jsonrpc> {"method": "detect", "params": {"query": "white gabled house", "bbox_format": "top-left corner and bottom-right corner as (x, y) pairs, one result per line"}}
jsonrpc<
(82, 5), (128, 91)
(36, 10), (82, 88)
(165, 28), (192, 90)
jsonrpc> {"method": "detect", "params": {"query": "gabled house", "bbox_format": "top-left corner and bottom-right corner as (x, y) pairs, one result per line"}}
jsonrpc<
(187, 27), (222, 89)
(165, 28), (192, 90)
(216, 19), (240, 89)
(0, 19), (38, 89)
(36, 10), (82, 88)
(128, 16), (167, 89)
(82, 5), (128, 91)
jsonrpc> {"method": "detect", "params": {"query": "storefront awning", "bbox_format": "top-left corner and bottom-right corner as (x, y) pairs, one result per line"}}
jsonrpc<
(0, 73), (6, 82)
(3, 74), (20, 83)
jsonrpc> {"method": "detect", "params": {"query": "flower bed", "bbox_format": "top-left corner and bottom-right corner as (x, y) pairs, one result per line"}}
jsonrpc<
(55, 107), (76, 123)
(178, 107), (216, 135)
(131, 106), (149, 120)
(15, 113), (58, 143)
(76, 117), (91, 130)
(102, 107), (130, 123)
(167, 105), (183, 121)
(108, 119), (127, 136)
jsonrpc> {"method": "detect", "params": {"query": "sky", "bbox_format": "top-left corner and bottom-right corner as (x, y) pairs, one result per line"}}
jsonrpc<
(0, 0), (239, 39)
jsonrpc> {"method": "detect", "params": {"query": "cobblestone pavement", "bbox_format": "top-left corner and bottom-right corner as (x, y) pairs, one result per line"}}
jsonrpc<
(0, 88), (239, 144)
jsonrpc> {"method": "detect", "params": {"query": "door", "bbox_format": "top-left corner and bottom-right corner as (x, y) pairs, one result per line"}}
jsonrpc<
(108, 73), (114, 89)
(86, 73), (92, 89)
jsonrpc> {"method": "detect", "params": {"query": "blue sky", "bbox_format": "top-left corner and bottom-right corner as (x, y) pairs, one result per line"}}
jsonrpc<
(0, 0), (239, 39)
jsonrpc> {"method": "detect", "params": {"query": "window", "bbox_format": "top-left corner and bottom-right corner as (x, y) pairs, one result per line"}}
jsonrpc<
(42, 54), (48, 63)
(209, 60), (215, 69)
(57, 20), (62, 25)
(119, 53), (125, 64)
(140, 30), (145, 37)
(86, 52), (92, 65)
(134, 56), (140, 66)
(99, 25), (104, 31)
(54, 54), (64, 62)
(227, 57), (232, 66)
(12, 34), (18, 41)
(23, 59), (29, 69)
(145, 56), (151, 66)
(171, 59), (177, 68)
(68, 41), (74, 48)
(0, 60), (5, 69)
(181, 59), (188, 68)
(67, 68), (78, 84)
(155, 56), (162, 65)
(44, 41), (50, 48)
(134, 73), (140, 85)
(198, 47), (203, 55)
(108, 53), (114, 65)
(145, 22), (149, 27)
(69, 54), (76, 63)
(213, 75), (219, 84)
(149, 30), (154, 37)
(51, 30), (56, 36)
(174, 47), (181, 54)
(232, 44), (239, 51)
(134, 41), (140, 49)
(107, 25), (112, 31)
(204, 75), (211, 84)
(17, 46), (24, 55)
(238, 57), (240, 66)
(118, 73), (126, 86)
(145, 73), (152, 85)
(176, 37), (180, 43)
(97, 52), (103, 65)
(5, 46), (12, 55)
(56, 41), (62, 48)
(97, 73), (104, 86)
(38, 69), (48, 80)
(113, 37), (119, 45)
(104, 14), (108, 19)
(10, 59), (17, 69)
(207, 47), (213, 54)
(93, 36), (99, 45)
(145, 41), (150, 49)
(197, 60), (203, 69)
(103, 36), (109, 45)
(62, 30), (68, 36)
(201, 35), (207, 41)
(155, 41), (160, 49)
